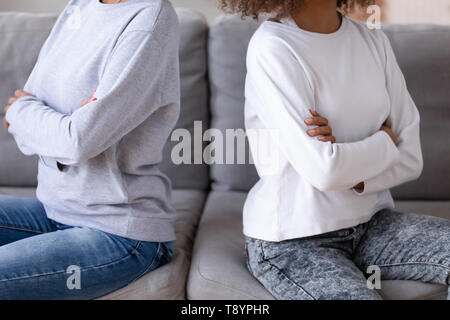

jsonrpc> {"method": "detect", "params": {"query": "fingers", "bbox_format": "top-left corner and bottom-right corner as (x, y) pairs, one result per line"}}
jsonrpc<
(306, 109), (335, 143)
(3, 90), (31, 131)
(309, 109), (319, 117)
(81, 97), (97, 107)
(8, 97), (17, 105)
(81, 99), (91, 107)
(304, 116), (328, 126)
(317, 135), (336, 144)
(306, 109), (327, 126)
(3, 103), (11, 130)
(14, 89), (31, 98)
(307, 125), (332, 137)
(3, 117), (9, 131)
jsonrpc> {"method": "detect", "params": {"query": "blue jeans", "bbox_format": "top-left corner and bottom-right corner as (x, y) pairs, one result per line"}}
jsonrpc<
(246, 208), (450, 300)
(0, 195), (174, 299)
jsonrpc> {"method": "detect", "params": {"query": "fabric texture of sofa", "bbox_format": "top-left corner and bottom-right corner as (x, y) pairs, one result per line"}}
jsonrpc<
(0, 9), (449, 300)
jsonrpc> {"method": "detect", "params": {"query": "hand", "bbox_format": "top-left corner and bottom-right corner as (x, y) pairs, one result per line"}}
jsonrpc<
(352, 181), (365, 193)
(3, 90), (32, 130)
(380, 124), (399, 146)
(304, 109), (336, 144)
(82, 90), (97, 107)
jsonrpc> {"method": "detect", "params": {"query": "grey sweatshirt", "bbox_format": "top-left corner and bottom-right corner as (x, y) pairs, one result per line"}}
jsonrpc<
(6, 0), (180, 242)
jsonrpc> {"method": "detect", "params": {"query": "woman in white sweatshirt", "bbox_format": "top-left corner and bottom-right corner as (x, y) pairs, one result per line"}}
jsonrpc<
(221, 0), (450, 299)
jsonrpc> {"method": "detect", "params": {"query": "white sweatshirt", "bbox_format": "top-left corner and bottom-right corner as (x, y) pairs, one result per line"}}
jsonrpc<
(243, 16), (423, 242)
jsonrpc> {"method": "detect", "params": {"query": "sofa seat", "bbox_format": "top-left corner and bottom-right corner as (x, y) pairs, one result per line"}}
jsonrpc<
(187, 191), (449, 300)
(0, 187), (206, 300)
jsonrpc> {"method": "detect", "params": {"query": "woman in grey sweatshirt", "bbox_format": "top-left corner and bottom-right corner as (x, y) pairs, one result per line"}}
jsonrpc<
(0, 0), (180, 299)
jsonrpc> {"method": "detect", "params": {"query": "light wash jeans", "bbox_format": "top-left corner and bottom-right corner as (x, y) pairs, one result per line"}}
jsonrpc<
(0, 195), (173, 299)
(246, 208), (450, 300)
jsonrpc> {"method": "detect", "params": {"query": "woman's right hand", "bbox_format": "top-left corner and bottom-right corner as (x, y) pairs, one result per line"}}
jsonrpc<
(380, 125), (399, 146)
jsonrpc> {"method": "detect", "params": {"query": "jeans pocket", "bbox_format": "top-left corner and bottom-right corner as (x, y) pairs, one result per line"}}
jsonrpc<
(260, 240), (287, 262)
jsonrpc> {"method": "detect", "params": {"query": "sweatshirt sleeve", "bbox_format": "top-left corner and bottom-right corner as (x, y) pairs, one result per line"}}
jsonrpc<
(6, 19), (179, 166)
(246, 34), (401, 192)
(353, 32), (423, 196)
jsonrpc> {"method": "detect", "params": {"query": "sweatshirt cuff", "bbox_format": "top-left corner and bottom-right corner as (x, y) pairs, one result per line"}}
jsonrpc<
(353, 130), (401, 196)
(5, 96), (34, 131)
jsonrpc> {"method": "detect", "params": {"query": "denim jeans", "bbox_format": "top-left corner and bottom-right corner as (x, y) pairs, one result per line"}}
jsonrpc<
(246, 208), (450, 300)
(0, 195), (174, 300)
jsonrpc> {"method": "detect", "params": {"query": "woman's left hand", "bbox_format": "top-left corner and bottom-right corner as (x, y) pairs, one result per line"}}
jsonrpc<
(304, 109), (336, 144)
(3, 90), (32, 130)
(82, 90), (97, 107)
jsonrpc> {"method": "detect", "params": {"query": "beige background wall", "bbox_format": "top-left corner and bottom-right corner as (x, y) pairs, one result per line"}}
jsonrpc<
(0, 0), (449, 24)
(384, 0), (450, 25)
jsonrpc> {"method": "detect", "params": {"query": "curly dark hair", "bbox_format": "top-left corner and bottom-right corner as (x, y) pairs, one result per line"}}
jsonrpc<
(220, 0), (376, 19)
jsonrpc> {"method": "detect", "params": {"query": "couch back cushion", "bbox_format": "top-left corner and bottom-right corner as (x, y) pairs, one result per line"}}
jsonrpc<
(208, 15), (450, 200)
(383, 24), (450, 200)
(0, 13), (57, 187)
(0, 8), (210, 190)
(160, 8), (210, 190)
(208, 15), (259, 192)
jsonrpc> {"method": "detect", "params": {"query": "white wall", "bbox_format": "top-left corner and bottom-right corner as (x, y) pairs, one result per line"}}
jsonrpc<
(0, 0), (222, 22)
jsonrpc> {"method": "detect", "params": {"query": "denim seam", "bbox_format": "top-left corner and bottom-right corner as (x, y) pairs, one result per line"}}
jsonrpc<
(0, 224), (45, 235)
(0, 249), (138, 283)
(130, 241), (142, 255)
(259, 241), (316, 300)
(375, 261), (450, 270)
(129, 243), (162, 284)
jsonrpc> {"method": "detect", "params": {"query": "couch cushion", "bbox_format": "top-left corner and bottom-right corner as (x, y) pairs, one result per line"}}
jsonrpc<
(208, 15), (259, 192)
(159, 8), (210, 191)
(0, 8), (210, 190)
(383, 25), (450, 200)
(187, 190), (449, 300)
(208, 15), (450, 200)
(0, 13), (57, 187)
(100, 188), (206, 300)
(0, 187), (206, 300)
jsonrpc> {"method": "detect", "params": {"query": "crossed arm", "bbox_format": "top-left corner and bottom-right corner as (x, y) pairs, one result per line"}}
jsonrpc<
(3, 89), (95, 131)
(3, 32), (421, 195)
(245, 33), (422, 194)
(302, 108), (399, 192)
(3, 89), (398, 195)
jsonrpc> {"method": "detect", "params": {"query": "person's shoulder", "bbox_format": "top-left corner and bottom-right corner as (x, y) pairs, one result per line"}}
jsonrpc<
(126, 0), (178, 34)
(252, 21), (294, 44)
(248, 21), (295, 59)
(346, 17), (389, 47)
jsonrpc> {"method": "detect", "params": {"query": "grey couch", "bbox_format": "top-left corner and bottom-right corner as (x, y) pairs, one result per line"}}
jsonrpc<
(0, 9), (449, 300)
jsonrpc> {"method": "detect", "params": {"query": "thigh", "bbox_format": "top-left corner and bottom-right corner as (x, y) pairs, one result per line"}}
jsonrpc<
(0, 195), (55, 246)
(354, 208), (450, 286)
(0, 226), (172, 299)
(245, 234), (381, 300)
